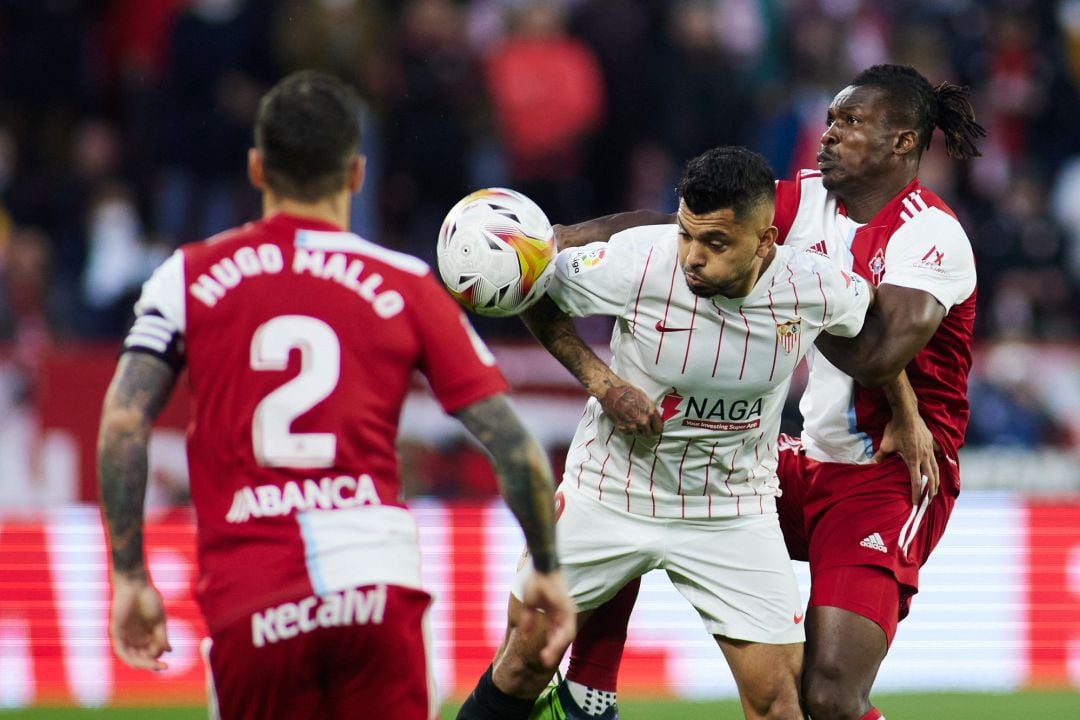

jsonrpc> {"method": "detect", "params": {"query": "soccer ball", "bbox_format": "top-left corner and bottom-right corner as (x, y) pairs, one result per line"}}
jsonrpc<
(436, 188), (557, 317)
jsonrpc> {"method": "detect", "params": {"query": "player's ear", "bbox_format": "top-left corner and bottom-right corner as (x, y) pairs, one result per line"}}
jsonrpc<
(894, 129), (919, 156)
(348, 154), (366, 194)
(758, 225), (777, 256)
(248, 148), (267, 191)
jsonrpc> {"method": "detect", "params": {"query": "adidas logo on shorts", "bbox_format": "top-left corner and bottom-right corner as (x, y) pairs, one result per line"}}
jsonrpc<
(860, 532), (888, 553)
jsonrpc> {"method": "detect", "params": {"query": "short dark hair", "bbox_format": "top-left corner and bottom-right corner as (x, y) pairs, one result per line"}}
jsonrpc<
(677, 146), (775, 219)
(254, 71), (362, 202)
(851, 64), (985, 160)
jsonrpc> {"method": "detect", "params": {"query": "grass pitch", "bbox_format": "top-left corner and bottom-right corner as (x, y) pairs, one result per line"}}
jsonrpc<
(1, 692), (1079, 719)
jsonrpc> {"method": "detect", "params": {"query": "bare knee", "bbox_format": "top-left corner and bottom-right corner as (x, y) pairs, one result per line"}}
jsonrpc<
(802, 662), (870, 720)
(745, 688), (803, 720)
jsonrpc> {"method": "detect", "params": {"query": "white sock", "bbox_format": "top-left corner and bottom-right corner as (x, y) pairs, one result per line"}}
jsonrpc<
(566, 680), (617, 716)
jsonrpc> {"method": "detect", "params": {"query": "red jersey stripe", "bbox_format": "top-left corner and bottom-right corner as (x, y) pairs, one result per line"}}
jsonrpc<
(738, 307), (751, 380)
(655, 255), (680, 364)
(681, 295), (699, 374)
(630, 247), (654, 335)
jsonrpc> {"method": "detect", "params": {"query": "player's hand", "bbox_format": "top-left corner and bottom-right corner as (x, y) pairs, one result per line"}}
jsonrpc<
(518, 569), (577, 668)
(109, 573), (172, 671)
(872, 414), (939, 504)
(599, 381), (663, 435)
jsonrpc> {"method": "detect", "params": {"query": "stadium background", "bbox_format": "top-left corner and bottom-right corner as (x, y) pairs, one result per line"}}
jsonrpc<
(0, 0), (1079, 716)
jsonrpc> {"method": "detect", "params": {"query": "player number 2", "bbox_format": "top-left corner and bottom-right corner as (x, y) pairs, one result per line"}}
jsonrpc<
(250, 315), (340, 468)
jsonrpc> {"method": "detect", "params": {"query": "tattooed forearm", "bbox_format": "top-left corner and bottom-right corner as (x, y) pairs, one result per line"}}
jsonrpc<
(522, 296), (616, 398)
(454, 395), (559, 573)
(98, 353), (178, 578)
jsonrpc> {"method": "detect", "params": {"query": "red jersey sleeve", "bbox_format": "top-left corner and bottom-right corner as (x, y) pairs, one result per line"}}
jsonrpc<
(773, 178), (801, 245)
(410, 274), (509, 413)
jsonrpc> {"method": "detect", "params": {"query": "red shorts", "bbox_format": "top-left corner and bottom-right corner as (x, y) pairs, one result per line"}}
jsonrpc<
(776, 435), (960, 643)
(205, 584), (435, 720)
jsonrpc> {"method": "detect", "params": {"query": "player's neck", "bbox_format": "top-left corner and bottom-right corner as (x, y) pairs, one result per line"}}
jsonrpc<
(262, 192), (350, 231)
(838, 171), (917, 224)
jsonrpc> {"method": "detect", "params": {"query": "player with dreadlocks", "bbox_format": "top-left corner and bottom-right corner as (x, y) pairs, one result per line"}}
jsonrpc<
(532, 64), (986, 720)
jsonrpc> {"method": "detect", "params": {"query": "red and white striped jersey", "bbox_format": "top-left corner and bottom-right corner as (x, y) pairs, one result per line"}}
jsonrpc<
(122, 213), (507, 632)
(549, 227), (870, 519)
(774, 171), (977, 462)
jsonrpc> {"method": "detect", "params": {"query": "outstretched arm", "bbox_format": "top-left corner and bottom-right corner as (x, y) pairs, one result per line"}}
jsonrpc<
(814, 284), (944, 387)
(874, 372), (940, 502)
(98, 352), (178, 671)
(454, 394), (575, 665)
(816, 284), (943, 499)
(554, 210), (674, 250)
(521, 295), (662, 435)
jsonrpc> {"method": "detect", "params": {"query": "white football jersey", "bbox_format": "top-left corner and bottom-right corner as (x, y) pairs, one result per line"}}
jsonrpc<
(549, 225), (870, 519)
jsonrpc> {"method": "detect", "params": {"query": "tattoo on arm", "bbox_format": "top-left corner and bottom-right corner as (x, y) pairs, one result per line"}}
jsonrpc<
(522, 296), (616, 398)
(98, 353), (178, 578)
(455, 395), (558, 573)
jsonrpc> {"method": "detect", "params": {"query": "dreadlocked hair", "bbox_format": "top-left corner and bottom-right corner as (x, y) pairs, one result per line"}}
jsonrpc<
(851, 64), (986, 160)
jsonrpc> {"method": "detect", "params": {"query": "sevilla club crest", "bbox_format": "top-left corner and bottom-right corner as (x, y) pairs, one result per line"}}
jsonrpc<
(776, 319), (801, 354)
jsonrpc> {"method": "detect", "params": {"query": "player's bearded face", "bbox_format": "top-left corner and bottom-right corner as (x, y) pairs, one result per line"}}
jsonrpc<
(676, 201), (774, 299)
(818, 85), (898, 192)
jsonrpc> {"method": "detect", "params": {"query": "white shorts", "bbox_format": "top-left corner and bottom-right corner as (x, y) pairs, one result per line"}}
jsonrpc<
(513, 484), (804, 644)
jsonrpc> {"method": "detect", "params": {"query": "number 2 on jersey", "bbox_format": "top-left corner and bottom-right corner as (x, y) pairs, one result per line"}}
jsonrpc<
(250, 315), (340, 468)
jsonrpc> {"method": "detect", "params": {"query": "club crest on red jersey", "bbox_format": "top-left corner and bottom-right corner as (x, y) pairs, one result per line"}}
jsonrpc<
(869, 247), (886, 285)
(776, 319), (801, 354)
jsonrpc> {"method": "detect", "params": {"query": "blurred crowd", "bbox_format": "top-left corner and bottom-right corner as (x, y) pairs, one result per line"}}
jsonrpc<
(0, 0), (1078, 452)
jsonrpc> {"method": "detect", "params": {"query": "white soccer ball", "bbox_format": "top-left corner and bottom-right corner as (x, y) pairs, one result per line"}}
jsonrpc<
(436, 188), (557, 317)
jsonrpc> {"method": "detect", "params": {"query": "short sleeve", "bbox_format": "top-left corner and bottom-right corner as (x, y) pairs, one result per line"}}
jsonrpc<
(547, 227), (660, 317)
(773, 178), (800, 245)
(411, 273), (508, 413)
(123, 250), (187, 369)
(821, 264), (871, 338)
(880, 210), (976, 311)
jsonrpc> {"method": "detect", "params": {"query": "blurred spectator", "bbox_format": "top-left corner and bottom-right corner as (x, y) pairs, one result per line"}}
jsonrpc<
(966, 343), (1067, 448)
(643, 0), (752, 205)
(1050, 154), (1080, 282)
(100, 0), (184, 194)
(381, 0), (486, 263)
(973, 170), (1076, 339)
(0, 225), (54, 398)
(81, 183), (169, 336)
(271, 0), (392, 239)
(484, 0), (605, 224)
(154, 0), (277, 248)
(568, 0), (656, 214)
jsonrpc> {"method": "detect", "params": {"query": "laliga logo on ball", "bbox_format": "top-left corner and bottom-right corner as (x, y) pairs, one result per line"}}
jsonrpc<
(436, 188), (557, 317)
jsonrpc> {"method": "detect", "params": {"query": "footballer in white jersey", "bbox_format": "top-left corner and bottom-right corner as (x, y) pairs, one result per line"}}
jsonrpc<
(468, 147), (871, 720)
(551, 231), (869, 519)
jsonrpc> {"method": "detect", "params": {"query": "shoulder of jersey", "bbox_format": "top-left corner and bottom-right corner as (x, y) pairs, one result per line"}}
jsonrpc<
(187, 223), (432, 278)
(295, 229), (431, 277)
(893, 186), (968, 242)
(779, 243), (832, 275)
(610, 223), (673, 243)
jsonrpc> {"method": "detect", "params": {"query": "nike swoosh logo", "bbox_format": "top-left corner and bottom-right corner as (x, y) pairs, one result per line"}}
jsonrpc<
(655, 320), (692, 333)
(794, 612), (804, 624)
